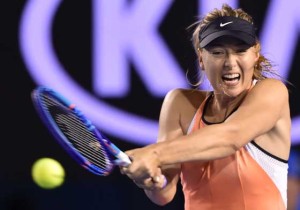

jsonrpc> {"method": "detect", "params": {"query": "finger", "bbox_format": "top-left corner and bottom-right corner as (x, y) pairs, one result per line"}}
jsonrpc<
(151, 175), (168, 189)
(119, 167), (135, 180)
(119, 168), (125, 175)
(133, 176), (167, 191)
(152, 175), (161, 183)
(151, 167), (164, 183)
(124, 150), (135, 160)
(133, 177), (153, 189)
(119, 166), (127, 175)
(115, 159), (130, 166)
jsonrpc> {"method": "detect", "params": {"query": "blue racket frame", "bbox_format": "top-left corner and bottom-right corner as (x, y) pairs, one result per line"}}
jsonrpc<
(31, 86), (127, 176)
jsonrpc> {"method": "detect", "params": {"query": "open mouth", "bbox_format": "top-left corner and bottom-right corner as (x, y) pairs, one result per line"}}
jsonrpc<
(222, 73), (240, 85)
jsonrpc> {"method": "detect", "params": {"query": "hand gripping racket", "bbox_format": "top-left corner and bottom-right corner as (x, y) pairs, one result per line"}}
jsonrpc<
(31, 86), (131, 176)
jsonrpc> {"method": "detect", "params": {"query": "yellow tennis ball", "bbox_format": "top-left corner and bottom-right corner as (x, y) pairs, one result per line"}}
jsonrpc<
(31, 158), (65, 189)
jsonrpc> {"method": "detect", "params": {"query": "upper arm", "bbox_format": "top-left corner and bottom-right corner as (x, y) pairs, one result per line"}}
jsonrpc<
(144, 89), (185, 204)
(158, 89), (185, 142)
(157, 89), (184, 182)
(225, 79), (290, 147)
(156, 88), (203, 197)
(158, 88), (205, 141)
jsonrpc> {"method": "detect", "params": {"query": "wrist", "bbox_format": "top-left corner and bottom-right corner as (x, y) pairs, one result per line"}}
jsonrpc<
(151, 143), (163, 167)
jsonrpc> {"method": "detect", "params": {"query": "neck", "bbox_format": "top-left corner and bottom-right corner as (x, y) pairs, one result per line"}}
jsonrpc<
(206, 90), (248, 123)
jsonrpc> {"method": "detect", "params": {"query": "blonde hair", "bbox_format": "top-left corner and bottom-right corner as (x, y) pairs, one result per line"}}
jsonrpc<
(188, 4), (280, 87)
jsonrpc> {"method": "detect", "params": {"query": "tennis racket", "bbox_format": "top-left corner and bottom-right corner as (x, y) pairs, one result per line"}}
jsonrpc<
(31, 86), (131, 176)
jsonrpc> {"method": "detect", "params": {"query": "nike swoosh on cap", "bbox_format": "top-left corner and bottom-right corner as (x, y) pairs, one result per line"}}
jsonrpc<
(220, 21), (233, 27)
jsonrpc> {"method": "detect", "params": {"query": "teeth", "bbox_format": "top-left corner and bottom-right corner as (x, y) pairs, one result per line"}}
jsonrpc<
(222, 74), (239, 79)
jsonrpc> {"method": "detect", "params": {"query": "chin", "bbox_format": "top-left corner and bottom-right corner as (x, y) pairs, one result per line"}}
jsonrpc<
(221, 87), (244, 98)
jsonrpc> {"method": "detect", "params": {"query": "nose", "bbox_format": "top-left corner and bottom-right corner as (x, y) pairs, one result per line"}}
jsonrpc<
(224, 52), (237, 70)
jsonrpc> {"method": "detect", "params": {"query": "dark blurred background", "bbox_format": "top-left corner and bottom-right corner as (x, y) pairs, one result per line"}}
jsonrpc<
(1, 0), (300, 210)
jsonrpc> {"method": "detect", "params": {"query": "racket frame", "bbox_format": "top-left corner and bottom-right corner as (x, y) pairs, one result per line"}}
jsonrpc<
(31, 86), (130, 176)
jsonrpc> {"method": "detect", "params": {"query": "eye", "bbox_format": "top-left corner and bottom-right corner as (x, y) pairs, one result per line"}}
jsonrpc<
(211, 51), (224, 55)
(235, 46), (250, 54)
(236, 49), (247, 53)
(208, 48), (225, 55)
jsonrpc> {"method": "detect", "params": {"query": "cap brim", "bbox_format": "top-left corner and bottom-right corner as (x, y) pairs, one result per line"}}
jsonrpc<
(200, 31), (256, 48)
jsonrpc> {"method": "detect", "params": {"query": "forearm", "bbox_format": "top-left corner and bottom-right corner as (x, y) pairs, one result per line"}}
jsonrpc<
(144, 173), (179, 206)
(144, 186), (174, 205)
(154, 123), (241, 165)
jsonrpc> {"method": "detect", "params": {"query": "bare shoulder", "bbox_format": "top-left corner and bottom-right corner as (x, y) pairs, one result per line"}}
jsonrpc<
(246, 78), (289, 108)
(254, 78), (289, 96)
(162, 88), (208, 134)
(164, 88), (207, 108)
(252, 78), (290, 116)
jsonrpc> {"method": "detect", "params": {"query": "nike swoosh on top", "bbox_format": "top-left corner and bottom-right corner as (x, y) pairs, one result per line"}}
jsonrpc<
(220, 21), (233, 27)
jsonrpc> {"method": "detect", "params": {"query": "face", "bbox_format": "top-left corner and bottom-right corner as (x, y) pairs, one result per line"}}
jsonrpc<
(199, 36), (259, 98)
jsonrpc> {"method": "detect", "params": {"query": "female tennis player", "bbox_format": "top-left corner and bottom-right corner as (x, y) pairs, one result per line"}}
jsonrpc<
(121, 4), (291, 210)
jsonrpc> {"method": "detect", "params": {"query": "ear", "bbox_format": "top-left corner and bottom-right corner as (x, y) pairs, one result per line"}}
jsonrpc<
(255, 50), (260, 62)
(198, 48), (205, 70)
(254, 44), (260, 62)
(199, 59), (205, 70)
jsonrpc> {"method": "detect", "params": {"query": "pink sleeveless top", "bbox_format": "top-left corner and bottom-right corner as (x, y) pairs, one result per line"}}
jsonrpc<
(180, 91), (287, 210)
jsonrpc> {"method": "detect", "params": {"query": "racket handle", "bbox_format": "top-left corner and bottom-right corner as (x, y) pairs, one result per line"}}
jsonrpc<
(102, 139), (131, 166)
(114, 151), (131, 166)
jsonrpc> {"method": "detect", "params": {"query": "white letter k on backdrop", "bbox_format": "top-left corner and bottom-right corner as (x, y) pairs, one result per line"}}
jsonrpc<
(93, 0), (187, 97)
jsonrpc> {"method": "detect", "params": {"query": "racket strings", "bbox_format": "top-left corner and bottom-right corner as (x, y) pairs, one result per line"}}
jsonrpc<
(56, 114), (109, 167)
(42, 94), (113, 170)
